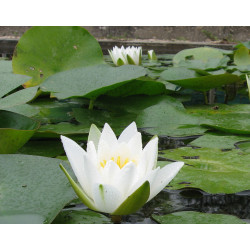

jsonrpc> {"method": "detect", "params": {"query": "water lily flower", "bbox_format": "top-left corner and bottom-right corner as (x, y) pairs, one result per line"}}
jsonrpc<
(108, 46), (142, 66)
(148, 50), (157, 60)
(246, 75), (250, 99)
(60, 122), (184, 215)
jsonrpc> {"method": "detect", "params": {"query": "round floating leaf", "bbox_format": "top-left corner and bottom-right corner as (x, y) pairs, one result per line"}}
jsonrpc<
(190, 133), (250, 149)
(52, 209), (111, 224)
(152, 211), (245, 224)
(41, 64), (146, 99)
(0, 110), (40, 154)
(234, 46), (250, 66)
(0, 86), (38, 109)
(12, 26), (104, 87)
(237, 141), (250, 153)
(104, 77), (167, 97)
(17, 140), (65, 157)
(187, 104), (250, 135)
(0, 154), (76, 223)
(161, 68), (241, 91)
(0, 73), (31, 98)
(161, 147), (250, 194)
(173, 47), (224, 65)
(135, 97), (208, 137)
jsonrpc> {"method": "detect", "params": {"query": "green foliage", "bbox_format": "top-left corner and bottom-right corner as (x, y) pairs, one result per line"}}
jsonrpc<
(0, 155), (76, 223)
(152, 211), (245, 224)
(0, 111), (39, 154)
(161, 147), (250, 194)
(12, 26), (104, 87)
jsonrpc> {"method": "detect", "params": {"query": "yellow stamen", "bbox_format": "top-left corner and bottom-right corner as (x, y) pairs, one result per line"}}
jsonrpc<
(100, 157), (134, 169)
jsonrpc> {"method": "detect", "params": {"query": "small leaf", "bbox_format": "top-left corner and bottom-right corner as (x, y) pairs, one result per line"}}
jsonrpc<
(127, 54), (136, 65)
(59, 164), (97, 211)
(112, 181), (150, 215)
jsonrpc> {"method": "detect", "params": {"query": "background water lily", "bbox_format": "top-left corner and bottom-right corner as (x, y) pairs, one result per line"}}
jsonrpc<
(108, 46), (142, 66)
(60, 122), (184, 215)
(148, 50), (157, 60)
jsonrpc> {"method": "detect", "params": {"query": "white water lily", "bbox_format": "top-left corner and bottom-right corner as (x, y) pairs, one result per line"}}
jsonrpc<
(148, 50), (157, 60)
(60, 122), (184, 215)
(108, 46), (142, 66)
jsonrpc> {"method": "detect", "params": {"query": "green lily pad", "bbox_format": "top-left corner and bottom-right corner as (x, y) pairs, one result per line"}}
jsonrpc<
(152, 211), (245, 224)
(41, 64), (146, 100)
(190, 133), (250, 149)
(236, 141), (250, 153)
(0, 73), (31, 99)
(73, 108), (136, 133)
(161, 147), (250, 194)
(17, 140), (65, 157)
(0, 110), (40, 154)
(173, 47), (224, 65)
(135, 97), (208, 137)
(0, 86), (38, 109)
(187, 104), (250, 135)
(161, 68), (241, 91)
(3, 104), (40, 117)
(234, 46), (250, 66)
(35, 122), (89, 138)
(52, 209), (111, 224)
(176, 56), (230, 70)
(104, 77), (167, 97)
(0, 154), (76, 223)
(12, 26), (104, 87)
(0, 60), (13, 73)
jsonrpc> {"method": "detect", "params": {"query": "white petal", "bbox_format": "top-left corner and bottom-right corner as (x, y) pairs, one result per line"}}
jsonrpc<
(113, 161), (137, 198)
(118, 121), (138, 143)
(138, 136), (158, 176)
(88, 124), (101, 149)
(92, 183), (123, 213)
(98, 123), (117, 149)
(86, 141), (98, 166)
(61, 135), (86, 184)
(61, 135), (100, 198)
(147, 161), (184, 201)
(127, 132), (142, 161)
(101, 160), (121, 185)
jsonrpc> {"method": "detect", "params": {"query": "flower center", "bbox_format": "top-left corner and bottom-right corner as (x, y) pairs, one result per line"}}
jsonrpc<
(100, 156), (135, 169)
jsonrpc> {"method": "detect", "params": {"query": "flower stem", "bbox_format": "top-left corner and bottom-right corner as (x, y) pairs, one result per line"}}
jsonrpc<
(203, 91), (208, 105)
(111, 215), (123, 224)
(88, 99), (95, 110)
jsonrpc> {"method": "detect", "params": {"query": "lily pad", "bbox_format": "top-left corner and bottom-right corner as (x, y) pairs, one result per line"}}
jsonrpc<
(234, 46), (250, 66)
(104, 77), (167, 97)
(52, 209), (111, 224)
(41, 64), (147, 100)
(35, 122), (89, 138)
(152, 211), (245, 224)
(135, 97), (208, 137)
(17, 140), (65, 157)
(187, 104), (250, 135)
(0, 154), (76, 223)
(12, 26), (104, 87)
(0, 86), (38, 109)
(190, 133), (250, 149)
(173, 47), (224, 65)
(160, 68), (241, 91)
(161, 147), (250, 194)
(0, 110), (40, 154)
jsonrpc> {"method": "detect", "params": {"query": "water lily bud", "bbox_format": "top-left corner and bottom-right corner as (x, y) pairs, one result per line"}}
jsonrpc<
(108, 46), (142, 66)
(148, 50), (157, 60)
(60, 122), (184, 215)
(246, 75), (250, 99)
